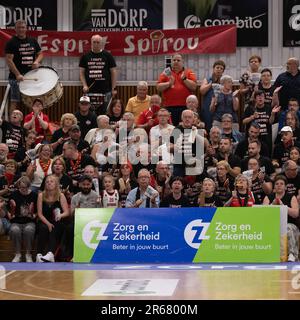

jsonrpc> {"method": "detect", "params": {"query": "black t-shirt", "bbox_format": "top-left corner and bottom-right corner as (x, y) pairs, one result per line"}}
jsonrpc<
(284, 174), (300, 197)
(251, 175), (272, 204)
(40, 174), (74, 194)
(267, 193), (298, 225)
(5, 35), (41, 80)
(235, 139), (270, 159)
(201, 194), (223, 207)
(241, 156), (274, 175)
(160, 194), (191, 208)
(75, 111), (98, 139)
(1, 120), (24, 153)
(9, 190), (37, 224)
(51, 128), (70, 155)
(216, 153), (241, 170)
(214, 175), (235, 205)
(273, 141), (300, 167)
(79, 50), (116, 93)
(258, 83), (275, 106)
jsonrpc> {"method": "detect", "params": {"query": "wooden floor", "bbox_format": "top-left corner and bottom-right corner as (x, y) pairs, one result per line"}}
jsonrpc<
(0, 264), (300, 300)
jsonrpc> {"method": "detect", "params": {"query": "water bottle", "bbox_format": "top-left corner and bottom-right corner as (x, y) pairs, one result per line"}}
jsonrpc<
(53, 208), (61, 221)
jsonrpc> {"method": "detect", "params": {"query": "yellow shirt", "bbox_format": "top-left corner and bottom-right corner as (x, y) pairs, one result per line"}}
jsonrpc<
(125, 95), (151, 122)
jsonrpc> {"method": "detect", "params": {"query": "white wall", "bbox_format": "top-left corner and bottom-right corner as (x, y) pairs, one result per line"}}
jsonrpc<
(0, 0), (299, 84)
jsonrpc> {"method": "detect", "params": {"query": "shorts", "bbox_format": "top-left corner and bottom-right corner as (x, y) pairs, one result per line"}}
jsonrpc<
(9, 79), (21, 102)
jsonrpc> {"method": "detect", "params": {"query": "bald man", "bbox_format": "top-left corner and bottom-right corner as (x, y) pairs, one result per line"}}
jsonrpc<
(79, 34), (117, 115)
(274, 57), (300, 110)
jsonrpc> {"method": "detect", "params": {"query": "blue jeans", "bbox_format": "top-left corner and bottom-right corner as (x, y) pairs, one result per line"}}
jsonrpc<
(9, 79), (21, 102)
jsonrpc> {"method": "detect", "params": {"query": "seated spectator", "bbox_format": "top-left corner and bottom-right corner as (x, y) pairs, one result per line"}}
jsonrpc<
(0, 159), (20, 200)
(125, 169), (159, 208)
(276, 110), (300, 144)
(125, 81), (151, 122)
(235, 122), (270, 159)
(157, 54), (197, 126)
(83, 164), (102, 196)
(75, 96), (98, 139)
(15, 129), (37, 173)
(0, 196), (10, 236)
(282, 160), (300, 199)
(137, 94), (162, 132)
(71, 175), (101, 213)
(289, 146), (300, 169)
(115, 163), (137, 208)
(106, 99), (125, 129)
(26, 144), (53, 193)
(198, 178), (223, 207)
(278, 98), (300, 130)
(160, 176), (190, 207)
(208, 126), (221, 153)
(200, 59), (226, 131)
(101, 173), (120, 208)
(224, 174), (255, 207)
(0, 143), (9, 174)
(241, 140), (275, 177)
(273, 126), (300, 169)
(68, 124), (90, 154)
(0, 109), (25, 159)
(210, 75), (239, 130)
(151, 161), (171, 201)
(51, 113), (77, 155)
(23, 98), (49, 143)
(263, 175), (299, 262)
(247, 157), (272, 204)
(84, 115), (110, 147)
(116, 112), (135, 145)
(8, 176), (37, 262)
(36, 174), (69, 262)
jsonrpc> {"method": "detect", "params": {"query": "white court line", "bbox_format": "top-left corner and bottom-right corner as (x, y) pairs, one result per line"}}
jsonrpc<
(0, 288), (63, 300)
(288, 291), (300, 294)
(0, 270), (16, 281)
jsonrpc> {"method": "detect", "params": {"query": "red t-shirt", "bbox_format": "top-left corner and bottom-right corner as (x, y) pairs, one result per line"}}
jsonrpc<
(157, 68), (197, 107)
(24, 112), (49, 140)
(230, 192), (255, 207)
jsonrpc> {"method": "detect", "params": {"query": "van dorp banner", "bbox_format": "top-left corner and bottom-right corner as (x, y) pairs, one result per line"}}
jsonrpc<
(178, 0), (268, 47)
(73, 0), (163, 31)
(283, 0), (300, 47)
(0, 25), (236, 57)
(0, 0), (57, 30)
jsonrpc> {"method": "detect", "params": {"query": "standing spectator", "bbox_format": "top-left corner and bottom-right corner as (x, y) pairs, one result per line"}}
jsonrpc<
(157, 54), (197, 126)
(210, 75), (239, 129)
(36, 174), (69, 262)
(200, 60), (226, 131)
(263, 175), (299, 262)
(0, 109), (25, 159)
(257, 68), (276, 105)
(125, 169), (159, 208)
(220, 113), (244, 146)
(278, 98), (300, 130)
(8, 176), (37, 262)
(274, 57), (300, 110)
(24, 98), (49, 144)
(75, 96), (98, 139)
(125, 81), (151, 122)
(5, 19), (43, 112)
(0, 144), (9, 174)
(79, 34), (117, 115)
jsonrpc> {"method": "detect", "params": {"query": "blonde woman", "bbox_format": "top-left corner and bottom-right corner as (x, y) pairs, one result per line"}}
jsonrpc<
(198, 178), (222, 207)
(36, 174), (69, 262)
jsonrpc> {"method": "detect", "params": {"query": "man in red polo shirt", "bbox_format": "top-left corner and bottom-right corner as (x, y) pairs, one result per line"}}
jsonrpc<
(156, 54), (197, 126)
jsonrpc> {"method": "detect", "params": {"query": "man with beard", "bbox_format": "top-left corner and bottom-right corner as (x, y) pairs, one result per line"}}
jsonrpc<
(282, 160), (300, 199)
(71, 175), (101, 214)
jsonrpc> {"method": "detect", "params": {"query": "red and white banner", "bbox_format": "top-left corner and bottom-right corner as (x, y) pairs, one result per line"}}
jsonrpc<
(0, 25), (236, 57)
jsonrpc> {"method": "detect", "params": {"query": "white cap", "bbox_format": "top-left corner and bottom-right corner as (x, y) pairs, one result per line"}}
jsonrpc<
(280, 126), (293, 133)
(80, 96), (90, 103)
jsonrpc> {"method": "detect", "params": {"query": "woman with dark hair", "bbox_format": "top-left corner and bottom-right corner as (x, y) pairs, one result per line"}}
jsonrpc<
(106, 99), (125, 129)
(263, 175), (299, 262)
(289, 146), (300, 168)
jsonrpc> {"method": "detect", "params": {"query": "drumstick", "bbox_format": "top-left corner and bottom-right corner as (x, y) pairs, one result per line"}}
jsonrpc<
(88, 81), (95, 89)
(23, 78), (38, 81)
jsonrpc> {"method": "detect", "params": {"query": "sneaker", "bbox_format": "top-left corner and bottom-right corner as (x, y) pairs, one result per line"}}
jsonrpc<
(41, 252), (55, 262)
(12, 253), (21, 263)
(288, 253), (296, 262)
(25, 253), (33, 263)
(36, 253), (43, 263)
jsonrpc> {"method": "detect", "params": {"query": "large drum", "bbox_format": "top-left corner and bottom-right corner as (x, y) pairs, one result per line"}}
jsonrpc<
(19, 66), (63, 108)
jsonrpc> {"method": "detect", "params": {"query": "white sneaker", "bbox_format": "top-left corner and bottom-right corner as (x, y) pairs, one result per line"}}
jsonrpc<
(25, 253), (33, 263)
(12, 253), (21, 263)
(41, 252), (55, 262)
(36, 253), (43, 263)
(288, 253), (296, 262)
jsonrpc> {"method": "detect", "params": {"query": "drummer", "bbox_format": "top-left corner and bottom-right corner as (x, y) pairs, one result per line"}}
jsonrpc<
(24, 98), (49, 144)
(5, 19), (43, 113)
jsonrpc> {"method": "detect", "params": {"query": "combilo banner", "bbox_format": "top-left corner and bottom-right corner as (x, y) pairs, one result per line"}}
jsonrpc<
(178, 0), (268, 47)
(73, 0), (162, 31)
(283, 0), (300, 47)
(74, 207), (283, 263)
(0, 25), (236, 57)
(0, 0), (57, 30)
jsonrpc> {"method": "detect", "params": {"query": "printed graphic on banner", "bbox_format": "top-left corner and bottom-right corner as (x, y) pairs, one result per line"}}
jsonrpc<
(82, 279), (179, 296)
(74, 207), (281, 263)
(178, 0), (268, 47)
(0, 26), (236, 57)
(0, 1), (57, 30)
(283, 0), (300, 47)
(73, 0), (162, 31)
